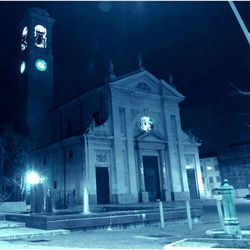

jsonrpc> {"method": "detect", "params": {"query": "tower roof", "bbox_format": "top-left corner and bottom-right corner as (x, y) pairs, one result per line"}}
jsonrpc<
(26, 8), (50, 17)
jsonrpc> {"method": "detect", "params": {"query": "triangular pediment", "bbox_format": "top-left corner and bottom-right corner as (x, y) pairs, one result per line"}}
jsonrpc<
(135, 130), (167, 143)
(109, 70), (184, 100)
(160, 79), (185, 99)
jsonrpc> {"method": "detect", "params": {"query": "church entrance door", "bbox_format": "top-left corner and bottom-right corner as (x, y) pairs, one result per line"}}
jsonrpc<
(96, 167), (110, 204)
(186, 169), (199, 199)
(143, 156), (161, 201)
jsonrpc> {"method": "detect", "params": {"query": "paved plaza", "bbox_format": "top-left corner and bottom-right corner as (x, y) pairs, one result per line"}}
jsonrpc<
(0, 200), (250, 250)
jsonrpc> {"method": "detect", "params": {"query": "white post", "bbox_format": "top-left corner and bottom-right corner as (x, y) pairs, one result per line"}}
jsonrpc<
(158, 199), (165, 229)
(83, 187), (89, 214)
(186, 200), (192, 230)
(216, 196), (224, 229)
(228, 1), (250, 46)
(83, 134), (90, 215)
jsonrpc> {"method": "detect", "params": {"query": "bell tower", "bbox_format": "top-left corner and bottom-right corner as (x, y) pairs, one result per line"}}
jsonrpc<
(18, 8), (54, 148)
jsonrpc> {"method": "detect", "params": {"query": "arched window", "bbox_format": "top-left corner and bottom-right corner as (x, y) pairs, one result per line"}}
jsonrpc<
(21, 26), (28, 51)
(34, 25), (47, 48)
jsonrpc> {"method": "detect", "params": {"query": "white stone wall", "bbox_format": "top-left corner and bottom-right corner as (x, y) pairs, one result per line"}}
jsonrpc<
(33, 70), (202, 205)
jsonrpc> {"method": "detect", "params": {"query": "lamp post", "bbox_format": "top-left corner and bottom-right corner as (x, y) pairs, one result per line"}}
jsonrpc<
(25, 171), (45, 213)
(26, 171), (41, 185)
(229, 1), (250, 46)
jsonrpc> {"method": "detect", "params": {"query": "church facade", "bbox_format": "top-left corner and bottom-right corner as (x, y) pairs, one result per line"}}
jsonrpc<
(18, 8), (204, 207)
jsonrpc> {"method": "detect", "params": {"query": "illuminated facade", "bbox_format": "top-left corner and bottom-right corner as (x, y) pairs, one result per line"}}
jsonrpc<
(19, 8), (204, 206)
(199, 153), (221, 198)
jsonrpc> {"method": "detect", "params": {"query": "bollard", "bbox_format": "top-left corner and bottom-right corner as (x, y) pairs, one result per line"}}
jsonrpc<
(157, 199), (165, 229)
(217, 179), (241, 238)
(83, 188), (90, 214)
(185, 199), (192, 230)
(214, 194), (224, 229)
(45, 188), (53, 213)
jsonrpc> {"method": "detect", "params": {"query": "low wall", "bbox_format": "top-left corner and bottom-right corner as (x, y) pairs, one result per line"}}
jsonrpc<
(6, 207), (202, 230)
(0, 201), (26, 213)
(235, 189), (249, 198)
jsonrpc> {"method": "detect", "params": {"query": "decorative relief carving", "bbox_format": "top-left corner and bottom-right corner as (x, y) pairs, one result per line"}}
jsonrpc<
(185, 154), (193, 164)
(136, 82), (151, 92)
(96, 153), (107, 163)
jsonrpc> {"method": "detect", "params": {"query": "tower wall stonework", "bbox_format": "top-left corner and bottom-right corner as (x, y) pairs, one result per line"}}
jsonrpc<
(19, 8), (54, 148)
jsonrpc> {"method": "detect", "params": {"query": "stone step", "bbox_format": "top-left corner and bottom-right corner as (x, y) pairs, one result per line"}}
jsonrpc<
(0, 220), (25, 229)
(6, 207), (202, 230)
(0, 227), (70, 240)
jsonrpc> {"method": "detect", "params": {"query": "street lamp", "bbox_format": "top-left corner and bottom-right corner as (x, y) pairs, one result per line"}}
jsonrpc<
(25, 170), (45, 213)
(25, 171), (42, 185)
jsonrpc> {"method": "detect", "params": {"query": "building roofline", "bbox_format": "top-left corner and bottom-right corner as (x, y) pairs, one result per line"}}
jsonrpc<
(199, 152), (219, 158)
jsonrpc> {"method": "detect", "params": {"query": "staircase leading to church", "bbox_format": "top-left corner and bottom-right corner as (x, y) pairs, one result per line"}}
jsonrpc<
(5, 201), (203, 230)
(0, 215), (69, 240)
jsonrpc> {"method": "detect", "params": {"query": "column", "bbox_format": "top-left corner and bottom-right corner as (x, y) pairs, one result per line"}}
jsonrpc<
(136, 146), (148, 202)
(160, 149), (171, 201)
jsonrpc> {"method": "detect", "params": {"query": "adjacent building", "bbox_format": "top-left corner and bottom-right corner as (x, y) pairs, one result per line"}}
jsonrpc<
(199, 153), (221, 198)
(17, 8), (204, 207)
(220, 141), (250, 198)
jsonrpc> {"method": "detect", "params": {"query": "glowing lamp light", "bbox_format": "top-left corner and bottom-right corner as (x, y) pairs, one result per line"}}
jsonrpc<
(35, 59), (47, 71)
(26, 171), (41, 185)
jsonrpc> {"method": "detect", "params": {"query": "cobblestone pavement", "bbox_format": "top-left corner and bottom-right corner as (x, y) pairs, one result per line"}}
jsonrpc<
(0, 221), (221, 249)
(1, 201), (250, 250)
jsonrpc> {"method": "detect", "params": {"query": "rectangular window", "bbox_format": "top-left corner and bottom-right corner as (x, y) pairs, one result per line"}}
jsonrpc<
(119, 108), (126, 135)
(214, 165), (219, 171)
(122, 149), (130, 191)
(216, 176), (221, 182)
(170, 115), (178, 140)
(209, 177), (214, 183)
(206, 166), (213, 171)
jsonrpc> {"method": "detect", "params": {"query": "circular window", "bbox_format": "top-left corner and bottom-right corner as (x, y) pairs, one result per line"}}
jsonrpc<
(139, 116), (154, 132)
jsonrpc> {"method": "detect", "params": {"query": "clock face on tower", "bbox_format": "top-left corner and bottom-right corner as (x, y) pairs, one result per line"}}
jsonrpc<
(139, 116), (154, 132)
(35, 59), (47, 71)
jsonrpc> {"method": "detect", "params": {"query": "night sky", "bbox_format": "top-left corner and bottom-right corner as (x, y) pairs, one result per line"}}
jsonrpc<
(0, 1), (249, 154)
